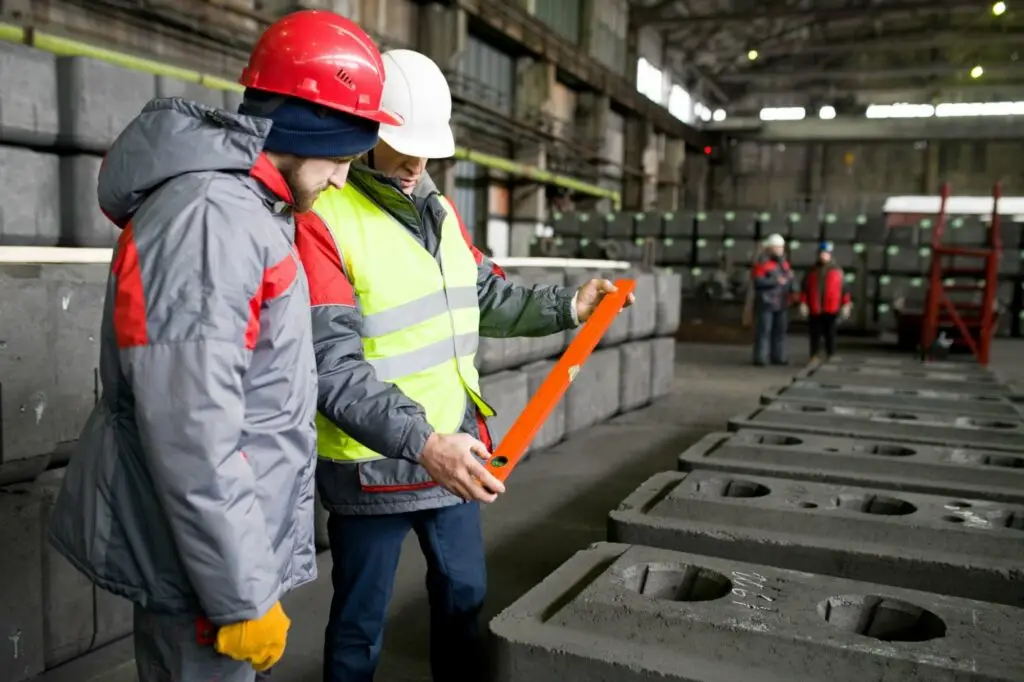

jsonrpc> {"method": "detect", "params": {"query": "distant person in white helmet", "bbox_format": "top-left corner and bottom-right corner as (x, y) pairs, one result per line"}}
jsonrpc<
(293, 48), (632, 682)
(751, 233), (795, 365)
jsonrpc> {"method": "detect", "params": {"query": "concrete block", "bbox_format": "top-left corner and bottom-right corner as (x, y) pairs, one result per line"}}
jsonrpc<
(618, 342), (652, 412)
(224, 89), (243, 113)
(762, 381), (1022, 419)
(626, 272), (656, 339)
(60, 155), (119, 247)
(0, 43), (59, 146)
(481, 370), (529, 450)
(0, 147), (60, 246)
(491, 542), (1024, 682)
(510, 266), (566, 363)
(57, 56), (155, 153)
(827, 354), (992, 376)
(653, 270), (681, 336)
(679, 430), (1024, 504)
(565, 348), (620, 434)
(795, 362), (1013, 395)
(36, 469), (95, 667)
(155, 77), (227, 109)
(475, 337), (508, 375)
(650, 337), (675, 398)
(729, 400), (1024, 452)
(565, 268), (630, 347)
(0, 272), (59, 464)
(521, 360), (564, 451)
(0, 485), (45, 682)
(609, 469), (1024, 606)
(50, 278), (104, 445)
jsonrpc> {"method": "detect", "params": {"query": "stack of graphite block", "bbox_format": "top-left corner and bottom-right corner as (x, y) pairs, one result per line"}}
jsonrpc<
(545, 209), (896, 334)
(489, 353), (1024, 681)
(0, 39), (686, 681)
(0, 40), (246, 682)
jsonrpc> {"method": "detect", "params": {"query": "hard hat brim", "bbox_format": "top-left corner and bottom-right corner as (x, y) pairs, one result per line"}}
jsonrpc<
(378, 121), (456, 159)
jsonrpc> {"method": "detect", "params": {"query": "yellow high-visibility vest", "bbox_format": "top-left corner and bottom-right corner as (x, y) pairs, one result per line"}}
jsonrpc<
(311, 183), (493, 463)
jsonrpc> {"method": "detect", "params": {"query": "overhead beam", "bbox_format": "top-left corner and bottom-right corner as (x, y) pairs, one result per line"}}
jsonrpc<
(719, 63), (1024, 83)
(739, 81), (1024, 100)
(751, 30), (1024, 58)
(634, 1), (986, 28)
(706, 116), (1024, 142)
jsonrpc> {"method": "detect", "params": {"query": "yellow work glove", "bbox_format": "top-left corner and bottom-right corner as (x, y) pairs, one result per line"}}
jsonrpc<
(215, 601), (291, 672)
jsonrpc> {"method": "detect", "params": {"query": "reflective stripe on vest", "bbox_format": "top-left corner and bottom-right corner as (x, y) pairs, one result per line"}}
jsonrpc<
(311, 182), (493, 463)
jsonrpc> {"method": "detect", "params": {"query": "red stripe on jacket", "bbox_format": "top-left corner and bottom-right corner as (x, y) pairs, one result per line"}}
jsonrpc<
(113, 223), (148, 348)
(245, 253), (299, 350)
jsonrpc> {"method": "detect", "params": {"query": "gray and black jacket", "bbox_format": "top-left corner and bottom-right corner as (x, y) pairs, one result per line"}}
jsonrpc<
(295, 165), (576, 515)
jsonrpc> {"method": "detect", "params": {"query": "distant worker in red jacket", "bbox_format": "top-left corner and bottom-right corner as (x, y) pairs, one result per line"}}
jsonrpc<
(799, 241), (852, 359)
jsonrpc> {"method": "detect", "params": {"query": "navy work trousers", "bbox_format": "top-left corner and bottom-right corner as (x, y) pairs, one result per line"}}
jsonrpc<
(323, 501), (487, 682)
(754, 307), (788, 365)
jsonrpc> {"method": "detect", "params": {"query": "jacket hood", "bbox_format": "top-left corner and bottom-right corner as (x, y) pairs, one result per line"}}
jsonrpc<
(98, 97), (272, 227)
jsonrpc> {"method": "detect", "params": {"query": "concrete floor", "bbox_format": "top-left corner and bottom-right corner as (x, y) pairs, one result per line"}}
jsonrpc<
(48, 335), (1023, 682)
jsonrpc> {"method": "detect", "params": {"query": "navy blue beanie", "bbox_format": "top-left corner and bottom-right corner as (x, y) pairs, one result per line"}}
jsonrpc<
(238, 88), (380, 158)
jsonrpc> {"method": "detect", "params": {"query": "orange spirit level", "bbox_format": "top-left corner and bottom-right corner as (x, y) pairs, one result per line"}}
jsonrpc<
(484, 278), (636, 482)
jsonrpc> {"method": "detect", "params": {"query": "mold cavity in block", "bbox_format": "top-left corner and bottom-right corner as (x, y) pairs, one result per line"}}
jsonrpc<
(981, 454), (1024, 468)
(832, 494), (917, 516)
(967, 419), (1018, 430)
(946, 501), (972, 510)
(942, 515), (966, 524)
(798, 501), (818, 509)
(972, 395), (1001, 402)
(817, 595), (947, 642)
(798, 404), (827, 413)
(850, 443), (916, 457)
(816, 384), (841, 390)
(752, 433), (803, 446)
(618, 563), (733, 602)
(696, 478), (771, 498)
(881, 412), (918, 421)
(1002, 512), (1024, 531)
(893, 389), (920, 397)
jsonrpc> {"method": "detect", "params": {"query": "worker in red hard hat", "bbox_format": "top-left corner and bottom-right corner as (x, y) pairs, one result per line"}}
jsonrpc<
(46, 11), (398, 682)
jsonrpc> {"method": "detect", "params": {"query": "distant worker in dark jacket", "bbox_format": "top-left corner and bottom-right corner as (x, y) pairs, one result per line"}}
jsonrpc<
(799, 240), (852, 360)
(47, 11), (399, 681)
(751, 233), (794, 366)
(294, 49), (632, 682)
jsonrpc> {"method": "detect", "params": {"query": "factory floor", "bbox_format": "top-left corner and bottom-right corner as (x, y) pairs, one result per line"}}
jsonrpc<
(47, 336), (1023, 682)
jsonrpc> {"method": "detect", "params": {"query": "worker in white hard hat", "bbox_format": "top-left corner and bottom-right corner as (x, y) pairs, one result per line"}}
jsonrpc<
(293, 48), (632, 682)
(750, 233), (795, 365)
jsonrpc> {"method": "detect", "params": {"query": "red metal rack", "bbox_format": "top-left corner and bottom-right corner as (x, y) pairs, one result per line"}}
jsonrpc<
(920, 183), (1002, 366)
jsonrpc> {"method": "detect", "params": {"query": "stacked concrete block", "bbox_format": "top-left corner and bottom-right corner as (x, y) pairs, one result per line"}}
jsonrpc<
(521, 360), (565, 450)
(0, 483), (45, 682)
(625, 271), (657, 339)
(155, 76), (229, 109)
(37, 469), (132, 668)
(0, 43), (59, 147)
(761, 380), (1023, 418)
(57, 56), (156, 153)
(491, 543), (1024, 682)
(678, 430), (1024, 504)
(0, 264), (106, 481)
(481, 371), (530, 450)
(650, 336), (676, 398)
(564, 348), (621, 435)
(728, 400), (1024, 451)
(796, 361), (1012, 394)
(653, 269), (682, 336)
(618, 341), (652, 412)
(0, 147), (61, 246)
(60, 154), (119, 247)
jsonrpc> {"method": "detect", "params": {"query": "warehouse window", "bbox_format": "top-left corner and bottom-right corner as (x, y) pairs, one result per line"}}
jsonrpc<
(636, 58), (664, 103)
(668, 84), (692, 122)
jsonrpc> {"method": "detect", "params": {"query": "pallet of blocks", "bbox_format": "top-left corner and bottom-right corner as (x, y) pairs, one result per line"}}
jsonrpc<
(490, 352), (1024, 681)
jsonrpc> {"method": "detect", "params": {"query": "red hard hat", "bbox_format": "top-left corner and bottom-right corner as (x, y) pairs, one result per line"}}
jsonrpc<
(240, 10), (402, 126)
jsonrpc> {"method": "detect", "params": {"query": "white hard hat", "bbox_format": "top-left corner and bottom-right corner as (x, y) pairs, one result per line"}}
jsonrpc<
(764, 233), (786, 248)
(378, 49), (456, 159)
